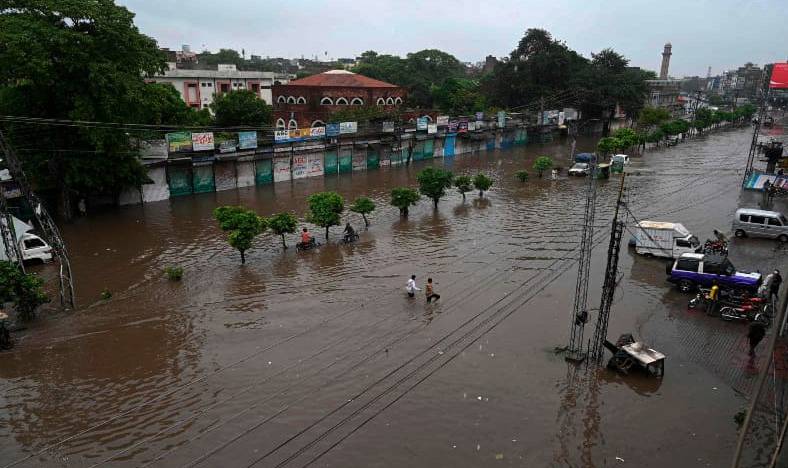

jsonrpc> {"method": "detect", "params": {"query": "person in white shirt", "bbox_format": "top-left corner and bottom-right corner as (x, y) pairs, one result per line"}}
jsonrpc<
(406, 275), (420, 298)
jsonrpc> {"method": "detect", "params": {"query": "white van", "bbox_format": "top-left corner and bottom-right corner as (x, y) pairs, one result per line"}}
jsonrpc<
(611, 154), (630, 165)
(633, 221), (699, 258)
(732, 208), (788, 242)
(0, 217), (53, 263)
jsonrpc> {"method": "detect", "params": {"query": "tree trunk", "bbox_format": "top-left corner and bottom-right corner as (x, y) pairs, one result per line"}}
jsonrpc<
(325, 226), (329, 241)
(461, 192), (466, 201)
(240, 250), (246, 264)
(60, 183), (73, 222)
(401, 207), (408, 218)
(433, 199), (439, 209)
(479, 190), (484, 197)
(362, 214), (369, 227)
(280, 234), (287, 250)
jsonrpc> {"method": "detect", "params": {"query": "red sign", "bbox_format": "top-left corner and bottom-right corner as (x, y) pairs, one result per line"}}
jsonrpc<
(770, 63), (788, 89)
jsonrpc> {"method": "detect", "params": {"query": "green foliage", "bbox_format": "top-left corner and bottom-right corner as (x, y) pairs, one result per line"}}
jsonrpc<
(350, 197), (376, 227)
(646, 129), (665, 143)
(306, 192), (345, 240)
(596, 137), (619, 155)
(612, 128), (639, 150)
(515, 170), (530, 182)
(0, 1), (171, 214)
(329, 106), (398, 124)
(638, 106), (672, 127)
(472, 173), (493, 197)
(197, 48), (244, 67)
(214, 206), (266, 264)
(454, 175), (473, 200)
(0, 261), (48, 321)
(164, 266), (184, 281)
(417, 167), (454, 208)
(431, 78), (485, 115)
(211, 90), (272, 127)
(101, 288), (112, 301)
(268, 212), (298, 249)
(353, 49), (466, 108)
(533, 156), (554, 177)
(390, 187), (421, 217)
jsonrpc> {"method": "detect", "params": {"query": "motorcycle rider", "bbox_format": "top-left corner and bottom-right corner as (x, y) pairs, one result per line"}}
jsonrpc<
(299, 227), (314, 248)
(343, 222), (357, 243)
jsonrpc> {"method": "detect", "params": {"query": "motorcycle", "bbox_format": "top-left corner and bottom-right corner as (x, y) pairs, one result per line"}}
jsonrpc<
(702, 239), (728, 256)
(342, 232), (359, 244)
(719, 296), (772, 326)
(296, 238), (319, 251)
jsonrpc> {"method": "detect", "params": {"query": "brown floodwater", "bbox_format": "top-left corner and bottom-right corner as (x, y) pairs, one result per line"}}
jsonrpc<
(2, 128), (785, 467)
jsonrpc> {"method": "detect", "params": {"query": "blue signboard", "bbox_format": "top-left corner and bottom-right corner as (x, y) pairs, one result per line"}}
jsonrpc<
(417, 117), (428, 131)
(238, 131), (257, 149)
(326, 123), (341, 137)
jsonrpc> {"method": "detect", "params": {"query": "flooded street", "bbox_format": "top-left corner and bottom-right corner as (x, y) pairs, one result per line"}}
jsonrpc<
(2, 127), (784, 467)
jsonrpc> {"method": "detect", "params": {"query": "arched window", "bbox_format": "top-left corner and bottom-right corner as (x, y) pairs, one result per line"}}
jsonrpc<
(287, 96), (296, 104)
(296, 96), (306, 104)
(288, 119), (298, 130)
(311, 120), (326, 128)
(276, 118), (286, 130)
(421, 115), (433, 122)
(335, 97), (349, 105)
(350, 97), (364, 105)
(386, 97), (395, 105)
(320, 97), (334, 105)
(376, 97), (386, 106)
(277, 96), (287, 104)
(394, 97), (403, 105)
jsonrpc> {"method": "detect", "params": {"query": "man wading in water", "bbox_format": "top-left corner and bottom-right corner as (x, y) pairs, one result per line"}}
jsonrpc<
(406, 275), (420, 298)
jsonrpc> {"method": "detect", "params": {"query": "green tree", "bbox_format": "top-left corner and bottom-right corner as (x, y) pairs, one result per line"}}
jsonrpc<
(612, 128), (639, 151)
(596, 137), (619, 156)
(516, 170), (529, 182)
(390, 187), (420, 217)
(214, 206), (266, 264)
(197, 48), (244, 68)
(417, 167), (454, 208)
(431, 78), (485, 115)
(473, 173), (493, 197)
(307, 192), (345, 240)
(638, 106), (672, 127)
(533, 156), (554, 178)
(454, 175), (473, 201)
(0, 261), (49, 321)
(211, 90), (273, 127)
(0, 1), (169, 218)
(350, 197), (376, 227)
(268, 212), (298, 250)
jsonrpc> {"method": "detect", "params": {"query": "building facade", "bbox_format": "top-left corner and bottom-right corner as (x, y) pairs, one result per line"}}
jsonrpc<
(150, 64), (291, 110)
(645, 80), (683, 115)
(272, 70), (406, 129)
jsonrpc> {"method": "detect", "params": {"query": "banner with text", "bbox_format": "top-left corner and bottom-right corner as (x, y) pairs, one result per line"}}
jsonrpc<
(436, 115), (449, 126)
(191, 132), (215, 151)
(166, 131), (192, 153)
(417, 117), (429, 131)
(340, 121), (358, 134)
(238, 131), (258, 149)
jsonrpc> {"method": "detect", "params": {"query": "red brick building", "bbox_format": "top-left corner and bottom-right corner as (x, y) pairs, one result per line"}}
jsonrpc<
(272, 70), (406, 129)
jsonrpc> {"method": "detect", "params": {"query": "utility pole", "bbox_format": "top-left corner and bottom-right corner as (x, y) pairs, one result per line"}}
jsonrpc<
(589, 172), (626, 362)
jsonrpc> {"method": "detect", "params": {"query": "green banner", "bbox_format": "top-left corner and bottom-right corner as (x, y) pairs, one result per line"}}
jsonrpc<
(324, 151), (338, 174)
(166, 131), (192, 153)
(366, 148), (379, 169)
(255, 159), (273, 185)
(423, 139), (434, 158)
(193, 165), (215, 193)
(338, 148), (352, 173)
(168, 166), (192, 196)
(412, 141), (424, 161)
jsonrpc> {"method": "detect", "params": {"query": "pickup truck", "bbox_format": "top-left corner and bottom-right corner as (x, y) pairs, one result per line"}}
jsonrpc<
(667, 253), (761, 292)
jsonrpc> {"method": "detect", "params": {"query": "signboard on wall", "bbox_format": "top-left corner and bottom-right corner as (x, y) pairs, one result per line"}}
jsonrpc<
(166, 131), (192, 153)
(467, 121), (476, 131)
(238, 131), (258, 149)
(340, 121), (358, 134)
(475, 112), (484, 121)
(218, 139), (237, 153)
(382, 121), (395, 133)
(292, 154), (308, 179)
(274, 127), (327, 143)
(448, 120), (459, 133)
(436, 115), (449, 126)
(417, 117), (429, 131)
(458, 120), (468, 133)
(770, 63), (788, 89)
(191, 132), (215, 151)
(497, 111), (506, 128)
(326, 123), (341, 137)
(427, 124), (437, 134)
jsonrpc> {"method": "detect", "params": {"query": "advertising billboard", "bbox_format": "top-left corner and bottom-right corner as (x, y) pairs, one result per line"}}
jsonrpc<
(191, 132), (215, 151)
(166, 131), (192, 153)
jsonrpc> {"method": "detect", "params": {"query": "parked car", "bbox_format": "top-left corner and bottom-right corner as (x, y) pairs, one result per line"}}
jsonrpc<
(732, 208), (788, 242)
(568, 162), (590, 176)
(666, 253), (761, 293)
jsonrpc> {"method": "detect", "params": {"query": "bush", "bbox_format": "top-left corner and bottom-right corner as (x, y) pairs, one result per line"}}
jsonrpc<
(101, 288), (112, 300)
(0, 261), (49, 321)
(268, 212), (298, 249)
(417, 167), (454, 208)
(349, 197), (376, 227)
(307, 191), (345, 240)
(454, 175), (472, 200)
(390, 187), (421, 217)
(516, 170), (529, 182)
(214, 206), (267, 264)
(473, 173), (493, 197)
(164, 266), (184, 281)
(533, 156), (554, 178)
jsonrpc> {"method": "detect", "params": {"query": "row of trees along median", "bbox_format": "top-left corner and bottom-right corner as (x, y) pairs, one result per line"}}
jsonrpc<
(213, 168), (494, 263)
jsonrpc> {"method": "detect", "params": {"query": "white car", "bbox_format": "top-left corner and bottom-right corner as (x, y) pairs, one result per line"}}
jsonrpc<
(568, 162), (590, 176)
(611, 154), (630, 165)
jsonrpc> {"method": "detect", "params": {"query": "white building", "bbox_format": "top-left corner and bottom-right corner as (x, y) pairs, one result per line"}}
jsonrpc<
(151, 64), (292, 110)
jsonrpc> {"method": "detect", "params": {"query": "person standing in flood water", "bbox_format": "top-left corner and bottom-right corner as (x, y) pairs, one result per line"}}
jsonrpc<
(406, 275), (420, 298)
(748, 317), (767, 356)
(425, 278), (440, 303)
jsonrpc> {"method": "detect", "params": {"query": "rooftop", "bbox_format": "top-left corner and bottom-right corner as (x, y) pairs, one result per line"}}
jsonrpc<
(283, 70), (399, 88)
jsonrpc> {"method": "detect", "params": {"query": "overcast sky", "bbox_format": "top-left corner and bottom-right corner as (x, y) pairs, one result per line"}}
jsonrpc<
(119, 0), (786, 77)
